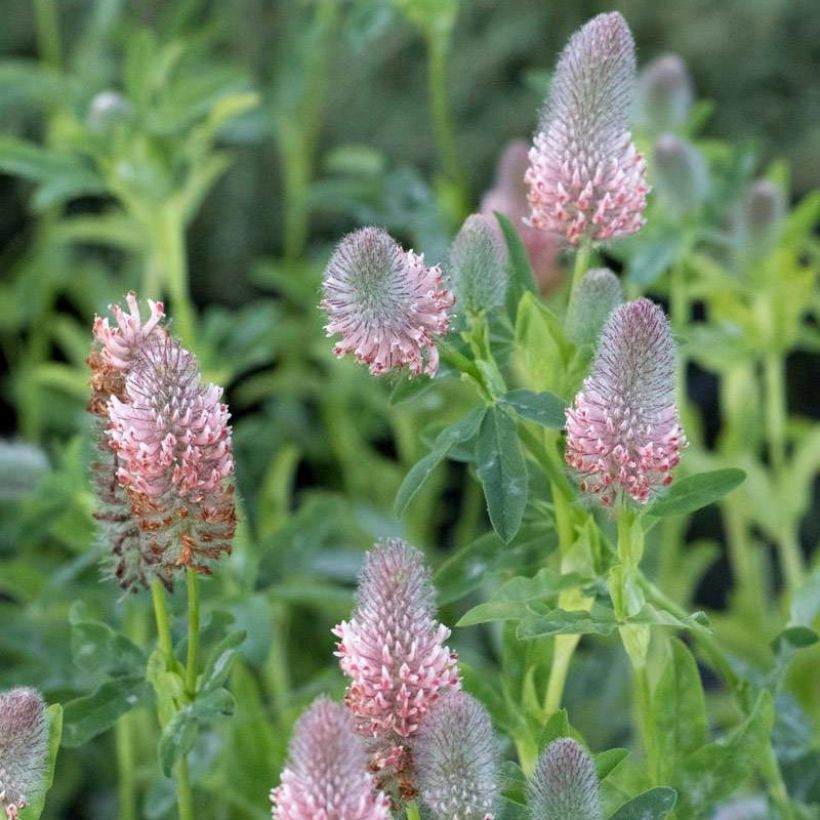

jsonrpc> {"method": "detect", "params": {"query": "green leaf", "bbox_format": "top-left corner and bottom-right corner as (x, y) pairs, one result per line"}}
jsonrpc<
(62, 677), (153, 748)
(626, 227), (682, 288)
(19, 704), (62, 820)
(517, 607), (618, 639)
(500, 388), (567, 429)
(458, 600), (533, 627)
(394, 407), (485, 516)
(596, 748), (629, 781)
(537, 709), (571, 749)
(628, 605), (710, 632)
(200, 630), (247, 694)
(646, 469), (746, 518)
(69, 603), (145, 678)
(495, 211), (537, 316)
(158, 687), (236, 776)
(609, 787), (677, 820)
(476, 406), (528, 542)
(514, 291), (571, 395)
(653, 640), (708, 784)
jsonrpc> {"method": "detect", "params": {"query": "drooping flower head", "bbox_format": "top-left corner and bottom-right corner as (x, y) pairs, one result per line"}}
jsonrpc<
(480, 140), (561, 293)
(527, 738), (603, 820)
(448, 214), (508, 317)
(565, 268), (623, 347)
(636, 54), (694, 134)
(565, 298), (686, 507)
(321, 227), (455, 377)
(333, 539), (460, 795)
(0, 688), (48, 820)
(414, 691), (498, 820)
(525, 12), (649, 246)
(270, 697), (391, 820)
(88, 295), (235, 590)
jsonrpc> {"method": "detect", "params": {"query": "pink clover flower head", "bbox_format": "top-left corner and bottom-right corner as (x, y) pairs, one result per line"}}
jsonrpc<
(92, 292), (166, 372)
(270, 698), (391, 820)
(565, 298), (685, 507)
(321, 227), (454, 377)
(333, 539), (460, 789)
(527, 738), (603, 820)
(414, 691), (498, 820)
(525, 12), (649, 246)
(0, 688), (48, 820)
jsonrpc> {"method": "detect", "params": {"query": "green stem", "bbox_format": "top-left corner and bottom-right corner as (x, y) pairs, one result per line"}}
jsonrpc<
(405, 801), (422, 820)
(427, 30), (465, 201)
(544, 634), (579, 715)
(518, 426), (574, 502)
(568, 238), (592, 307)
(722, 500), (766, 621)
(33, 0), (62, 67)
(115, 713), (137, 820)
(156, 210), (195, 351)
(761, 746), (797, 820)
(437, 340), (486, 391)
(635, 665), (657, 781)
(151, 579), (174, 661)
(175, 757), (194, 820)
(185, 568), (200, 698)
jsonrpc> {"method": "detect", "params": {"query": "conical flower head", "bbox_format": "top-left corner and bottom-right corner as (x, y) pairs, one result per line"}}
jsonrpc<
(0, 688), (48, 820)
(414, 691), (498, 820)
(270, 697), (391, 820)
(652, 134), (709, 218)
(321, 227), (455, 377)
(525, 12), (649, 246)
(565, 298), (686, 507)
(527, 738), (602, 820)
(636, 54), (693, 133)
(740, 179), (785, 250)
(333, 539), (460, 789)
(565, 268), (623, 347)
(448, 214), (508, 316)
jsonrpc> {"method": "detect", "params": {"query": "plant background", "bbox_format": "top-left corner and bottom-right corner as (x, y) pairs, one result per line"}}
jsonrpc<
(0, 1), (818, 818)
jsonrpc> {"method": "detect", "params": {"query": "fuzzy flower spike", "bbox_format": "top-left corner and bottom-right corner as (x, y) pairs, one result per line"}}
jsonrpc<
(0, 688), (48, 820)
(333, 539), (460, 796)
(270, 697), (391, 820)
(525, 12), (649, 245)
(565, 298), (685, 507)
(321, 227), (455, 377)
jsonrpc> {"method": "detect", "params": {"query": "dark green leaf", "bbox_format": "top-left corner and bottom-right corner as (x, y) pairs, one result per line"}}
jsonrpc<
(62, 677), (153, 748)
(495, 211), (537, 318)
(647, 469), (746, 518)
(69, 604), (145, 678)
(394, 407), (485, 516)
(501, 388), (567, 429)
(609, 787), (677, 820)
(200, 630), (247, 694)
(476, 406), (528, 542)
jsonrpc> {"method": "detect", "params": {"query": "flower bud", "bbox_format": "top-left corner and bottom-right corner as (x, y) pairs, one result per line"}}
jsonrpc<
(741, 179), (785, 247)
(527, 738), (602, 820)
(321, 227), (455, 377)
(636, 54), (694, 133)
(565, 268), (623, 347)
(270, 697), (391, 820)
(525, 13), (649, 246)
(448, 214), (508, 316)
(414, 691), (498, 820)
(652, 134), (709, 218)
(565, 298), (686, 507)
(0, 688), (48, 820)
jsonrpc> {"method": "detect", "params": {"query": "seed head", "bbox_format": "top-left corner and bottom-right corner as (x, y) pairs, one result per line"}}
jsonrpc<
(527, 738), (602, 820)
(270, 698), (391, 820)
(525, 13), (649, 246)
(333, 539), (460, 793)
(636, 54), (694, 133)
(0, 688), (48, 820)
(565, 268), (623, 347)
(565, 298), (686, 507)
(448, 214), (508, 316)
(652, 134), (709, 218)
(321, 227), (455, 377)
(414, 691), (498, 820)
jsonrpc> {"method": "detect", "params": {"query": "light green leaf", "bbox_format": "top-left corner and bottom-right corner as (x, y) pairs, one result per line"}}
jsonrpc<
(647, 469), (746, 518)
(517, 607), (618, 639)
(501, 388), (567, 429)
(200, 630), (247, 694)
(609, 787), (677, 820)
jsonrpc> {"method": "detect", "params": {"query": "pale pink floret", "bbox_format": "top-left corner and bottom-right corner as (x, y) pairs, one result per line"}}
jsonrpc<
(321, 227), (455, 377)
(270, 698), (391, 820)
(333, 540), (460, 783)
(107, 337), (234, 504)
(92, 292), (166, 371)
(565, 299), (685, 507)
(525, 12), (649, 246)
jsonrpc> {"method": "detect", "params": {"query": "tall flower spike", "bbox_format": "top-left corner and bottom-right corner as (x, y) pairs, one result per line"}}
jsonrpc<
(565, 298), (686, 507)
(321, 227), (455, 377)
(527, 738), (603, 820)
(414, 691), (498, 820)
(270, 698), (391, 820)
(106, 334), (236, 577)
(565, 268), (623, 347)
(0, 688), (48, 820)
(333, 539), (460, 795)
(525, 12), (649, 246)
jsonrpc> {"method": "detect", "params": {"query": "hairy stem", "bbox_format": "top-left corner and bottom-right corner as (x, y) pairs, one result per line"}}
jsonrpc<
(185, 568), (200, 698)
(151, 579), (174, 661)
(115, 713), (137, 820)
(176, 757), (194, 820)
